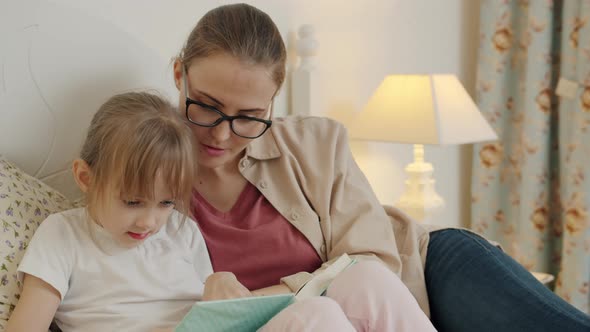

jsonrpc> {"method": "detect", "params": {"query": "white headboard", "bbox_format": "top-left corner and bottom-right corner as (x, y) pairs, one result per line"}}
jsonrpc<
(0, 2), (319, 200)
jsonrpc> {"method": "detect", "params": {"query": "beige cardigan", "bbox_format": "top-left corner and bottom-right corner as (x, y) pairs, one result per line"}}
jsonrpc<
(239, 116), (433, 316)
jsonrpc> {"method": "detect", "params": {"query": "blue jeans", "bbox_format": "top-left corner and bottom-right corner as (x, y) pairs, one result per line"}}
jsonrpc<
(425, 229), (590, 332)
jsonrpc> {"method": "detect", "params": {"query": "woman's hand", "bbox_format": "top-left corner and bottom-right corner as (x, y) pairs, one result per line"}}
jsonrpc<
(202, 272), (252, 301)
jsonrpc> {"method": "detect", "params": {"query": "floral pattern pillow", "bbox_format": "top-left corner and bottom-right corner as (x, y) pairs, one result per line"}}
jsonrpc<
(0, 155), (74, 325)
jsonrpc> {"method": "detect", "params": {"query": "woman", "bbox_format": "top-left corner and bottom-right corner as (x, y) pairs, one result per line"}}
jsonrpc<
(173, 3), (590, 331)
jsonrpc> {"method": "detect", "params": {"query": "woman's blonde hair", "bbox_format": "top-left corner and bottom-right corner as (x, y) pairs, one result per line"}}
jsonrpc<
(80, 91), (196, 217)
(179, 3), (287, 89)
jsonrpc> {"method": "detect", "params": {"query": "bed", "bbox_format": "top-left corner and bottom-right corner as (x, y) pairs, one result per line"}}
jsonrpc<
(0, 2), (318, 328)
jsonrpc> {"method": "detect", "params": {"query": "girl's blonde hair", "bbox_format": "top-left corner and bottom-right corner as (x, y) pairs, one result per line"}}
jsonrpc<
(80, 91), (196, 217)
(179, 3), (287, 89)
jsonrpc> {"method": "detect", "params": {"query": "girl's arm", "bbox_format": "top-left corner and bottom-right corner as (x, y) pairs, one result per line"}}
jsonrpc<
(202, 272), (252, 301)
(6, 273), (61, 332)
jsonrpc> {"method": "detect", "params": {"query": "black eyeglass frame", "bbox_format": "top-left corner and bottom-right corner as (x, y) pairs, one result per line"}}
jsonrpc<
(183, 68), (272, 139)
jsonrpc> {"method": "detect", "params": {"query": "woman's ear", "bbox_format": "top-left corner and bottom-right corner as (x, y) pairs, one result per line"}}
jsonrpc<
(72, 159), (92, 193)
(173, 59), (183, 91)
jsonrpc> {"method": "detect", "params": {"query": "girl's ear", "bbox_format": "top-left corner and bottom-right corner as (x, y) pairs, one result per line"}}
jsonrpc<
(72, 159), (92, 193)
(173, 59), (183, 91)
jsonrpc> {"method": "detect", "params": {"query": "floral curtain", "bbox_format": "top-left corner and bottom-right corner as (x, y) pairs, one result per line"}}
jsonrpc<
(472, 0), (590, 313)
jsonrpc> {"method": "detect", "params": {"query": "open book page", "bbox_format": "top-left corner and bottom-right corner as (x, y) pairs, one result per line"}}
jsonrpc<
(295, 253), (356, 300)
(175, 254), (355, 332)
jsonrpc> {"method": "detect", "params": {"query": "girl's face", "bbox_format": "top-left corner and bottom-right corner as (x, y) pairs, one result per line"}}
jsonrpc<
(174, 53), (277, 172)
(90, 174), (177, 248)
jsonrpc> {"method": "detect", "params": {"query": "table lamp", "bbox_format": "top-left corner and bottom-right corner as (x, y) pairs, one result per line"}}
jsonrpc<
(349, 74), (497, 222)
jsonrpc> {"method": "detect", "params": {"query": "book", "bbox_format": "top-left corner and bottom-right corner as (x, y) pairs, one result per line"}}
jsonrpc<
(175, 254), (356, 332)
(294, 253), (356, 300)
(174, 294), (295, 332)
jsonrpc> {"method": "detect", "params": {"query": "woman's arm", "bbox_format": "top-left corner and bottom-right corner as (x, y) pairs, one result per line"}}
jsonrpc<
(251, 283), (292, 296)
(6, 273), (61, 332)
(278, 118), (402, 292)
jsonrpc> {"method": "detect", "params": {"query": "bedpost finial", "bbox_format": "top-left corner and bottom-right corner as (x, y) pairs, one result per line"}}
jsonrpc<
(296, 24), (319, 59)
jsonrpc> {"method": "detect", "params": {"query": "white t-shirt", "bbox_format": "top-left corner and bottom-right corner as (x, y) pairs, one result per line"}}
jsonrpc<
(18, 207), (213, 332)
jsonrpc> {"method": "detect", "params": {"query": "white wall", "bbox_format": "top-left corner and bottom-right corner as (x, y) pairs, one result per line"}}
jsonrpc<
(5, 0), (480, 227)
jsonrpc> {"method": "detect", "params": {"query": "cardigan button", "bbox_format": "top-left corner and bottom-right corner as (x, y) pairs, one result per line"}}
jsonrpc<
(240, 159), (250, 168)
(259, 181), (268, 189)
(291, 211), (300, 221)
(320, 245), (326, 253)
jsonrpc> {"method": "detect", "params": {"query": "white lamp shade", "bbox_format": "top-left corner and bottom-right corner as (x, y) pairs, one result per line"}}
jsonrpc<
(350, 75), (498, 145)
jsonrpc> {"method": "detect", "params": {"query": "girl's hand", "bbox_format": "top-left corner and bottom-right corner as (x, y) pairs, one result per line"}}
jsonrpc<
(203, 272), (252, 301)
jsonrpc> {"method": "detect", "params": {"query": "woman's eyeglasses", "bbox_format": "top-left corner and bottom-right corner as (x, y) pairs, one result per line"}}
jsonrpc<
(183, 69), (272, 139)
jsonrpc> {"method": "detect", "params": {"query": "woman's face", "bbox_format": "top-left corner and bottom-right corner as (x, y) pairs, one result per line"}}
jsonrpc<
(174, 53), (277, 172)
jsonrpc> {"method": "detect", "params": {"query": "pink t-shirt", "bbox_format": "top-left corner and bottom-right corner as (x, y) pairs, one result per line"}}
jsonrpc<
(191, 183), (322, 290)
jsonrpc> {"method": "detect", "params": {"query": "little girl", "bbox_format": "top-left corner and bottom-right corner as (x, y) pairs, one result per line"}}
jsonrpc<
(6, 92), (213, 332)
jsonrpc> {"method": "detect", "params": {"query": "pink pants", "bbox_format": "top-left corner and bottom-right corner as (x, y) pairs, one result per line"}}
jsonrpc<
(260, 261), (437, 332)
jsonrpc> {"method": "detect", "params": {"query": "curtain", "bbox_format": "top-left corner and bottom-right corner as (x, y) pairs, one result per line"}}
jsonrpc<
(472, 0), (590, 313)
